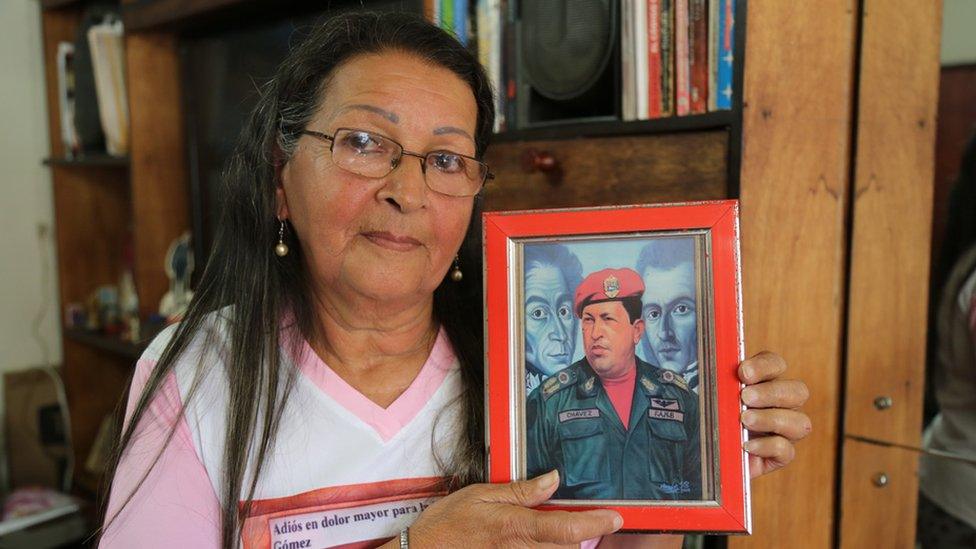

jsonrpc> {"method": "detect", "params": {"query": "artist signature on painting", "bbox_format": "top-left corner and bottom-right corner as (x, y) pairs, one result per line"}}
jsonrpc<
(658, 481), (692, 495)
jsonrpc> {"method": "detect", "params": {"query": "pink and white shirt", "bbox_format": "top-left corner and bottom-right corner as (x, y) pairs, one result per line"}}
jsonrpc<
(100, 310), (463, 549)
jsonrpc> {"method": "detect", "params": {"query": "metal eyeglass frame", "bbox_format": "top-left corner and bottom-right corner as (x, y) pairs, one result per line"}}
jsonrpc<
(300, 128), (495, 197)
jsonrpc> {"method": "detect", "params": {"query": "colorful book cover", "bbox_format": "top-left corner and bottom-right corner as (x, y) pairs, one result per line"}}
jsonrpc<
(660, 0), (673, 116)
(708, 0), (718, 111)
(716, 0), (734, 109)
(688, 0), (708, 114)
(646, 0), (662, 118)
(674, 0), (690, 115)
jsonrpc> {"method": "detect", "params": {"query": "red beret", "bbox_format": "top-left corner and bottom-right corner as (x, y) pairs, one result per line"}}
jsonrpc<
(574, 268), (645, 317)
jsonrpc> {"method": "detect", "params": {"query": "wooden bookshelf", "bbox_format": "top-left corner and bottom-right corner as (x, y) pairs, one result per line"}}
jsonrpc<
(38, 0), (189, 504)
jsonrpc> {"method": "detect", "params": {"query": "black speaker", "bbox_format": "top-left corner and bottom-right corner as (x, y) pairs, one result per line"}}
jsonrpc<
(513, 0), (619, 128)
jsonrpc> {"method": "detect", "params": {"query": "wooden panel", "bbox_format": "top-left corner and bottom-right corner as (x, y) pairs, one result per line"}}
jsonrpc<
(51, 168), (131, 307)
(126, 33), (190, 318)
(731, 1), (858, 548)
(840, 1), (941, 547)
(838, 438), (920, 548)
(843, 0), (940, 447)
(483, 131), (728, 211)
(62, 341), (133, 481)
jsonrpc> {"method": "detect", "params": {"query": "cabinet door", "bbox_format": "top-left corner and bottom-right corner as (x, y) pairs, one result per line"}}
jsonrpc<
(483, 131), (729, 211)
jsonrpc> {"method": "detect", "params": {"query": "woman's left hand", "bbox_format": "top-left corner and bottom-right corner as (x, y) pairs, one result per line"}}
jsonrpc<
(738, 351), (812, 478)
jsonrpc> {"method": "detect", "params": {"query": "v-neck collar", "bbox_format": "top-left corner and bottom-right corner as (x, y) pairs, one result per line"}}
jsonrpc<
(287, 327), (458, 442)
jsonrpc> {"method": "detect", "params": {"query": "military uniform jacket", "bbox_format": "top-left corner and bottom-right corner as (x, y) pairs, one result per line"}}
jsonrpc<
(526, 357), (702, 500)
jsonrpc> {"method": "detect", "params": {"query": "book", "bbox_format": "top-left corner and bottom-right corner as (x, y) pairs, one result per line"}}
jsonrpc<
(688, 0), (708, 114)
(674, 0), (690, 115)
(646, 0), (663, 118)
(454, 0), (468, 46)
(716, 0), (734, 109)
(635, 0), (649, 119)
(477, 0), (504, 132)
(708, 0), (718, 111)
(621, 0), (636, 121)
(440, 0), (454, 33)
(56, 42), (80, 158)
(660, 0), (674, 116)
(87, 17), (128, 156)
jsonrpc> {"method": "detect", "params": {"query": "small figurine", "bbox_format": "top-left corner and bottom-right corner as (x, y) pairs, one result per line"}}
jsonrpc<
(158, 231), (194, 322)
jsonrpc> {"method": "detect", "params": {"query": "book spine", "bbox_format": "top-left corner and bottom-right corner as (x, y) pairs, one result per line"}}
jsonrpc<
(647, 0), (662, 118)
(674, 0), (690, 115)
(636, 0), (648, 119)
(688, 0), (707, 114)
(716, 0), (734, 109)
(621, 0), (635, 121)
(441, 0), (454, 32)
(424, 0), (438, 23)
(660, 0), (673, 116)
(708, 0), (718, 111)
(455, 0), (468, 46)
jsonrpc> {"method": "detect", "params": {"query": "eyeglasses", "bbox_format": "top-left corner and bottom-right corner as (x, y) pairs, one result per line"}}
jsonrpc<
(300, 128), (494, 198)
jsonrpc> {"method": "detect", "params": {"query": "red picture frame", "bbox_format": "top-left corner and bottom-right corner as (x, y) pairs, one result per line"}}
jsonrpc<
(483, 200), (749, 533)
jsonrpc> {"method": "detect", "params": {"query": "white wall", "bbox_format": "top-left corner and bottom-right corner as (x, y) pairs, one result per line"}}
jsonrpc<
(0, 1), (62, 375)
(942, 0), (976, 65)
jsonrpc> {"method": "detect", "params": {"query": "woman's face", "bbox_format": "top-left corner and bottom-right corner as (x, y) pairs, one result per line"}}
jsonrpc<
(279, 51), (478, 307)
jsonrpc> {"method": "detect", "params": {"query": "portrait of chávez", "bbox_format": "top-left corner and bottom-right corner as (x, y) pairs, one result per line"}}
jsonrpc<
(526, 265), (702, 501)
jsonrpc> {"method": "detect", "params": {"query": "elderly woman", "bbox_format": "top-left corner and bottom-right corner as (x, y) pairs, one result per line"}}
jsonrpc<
(99, 12), (810, 549)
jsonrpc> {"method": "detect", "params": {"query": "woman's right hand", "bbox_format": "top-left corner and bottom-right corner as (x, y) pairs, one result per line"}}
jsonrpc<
(406, 470), (622, 547)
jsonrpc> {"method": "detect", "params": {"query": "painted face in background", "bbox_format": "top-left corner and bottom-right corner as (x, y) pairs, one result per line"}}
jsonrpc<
(524, 263), (576, 376)
(641, 261), (698, 373)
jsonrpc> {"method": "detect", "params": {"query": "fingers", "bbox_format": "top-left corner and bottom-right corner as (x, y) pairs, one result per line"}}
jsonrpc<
(741, 379), (809, 409)
(738, 351), (787, 384)
(524, 508), (623, 545)
(484, 470), (560, 507)
(742, 409), (812, 441)
(745, 435), (796, 478)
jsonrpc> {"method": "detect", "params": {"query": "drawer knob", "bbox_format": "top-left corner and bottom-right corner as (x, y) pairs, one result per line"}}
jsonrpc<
(521, 149), (564, 185)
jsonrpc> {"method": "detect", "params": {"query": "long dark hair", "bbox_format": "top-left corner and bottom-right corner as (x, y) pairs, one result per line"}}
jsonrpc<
(101, 12), (494, 548)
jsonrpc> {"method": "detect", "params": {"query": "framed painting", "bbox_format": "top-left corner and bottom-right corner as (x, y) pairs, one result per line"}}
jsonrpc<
(483, 200), (749, 533)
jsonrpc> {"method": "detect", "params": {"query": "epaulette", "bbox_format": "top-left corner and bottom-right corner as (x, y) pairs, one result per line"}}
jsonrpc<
(657, 369), (690, 393)
(542, 368), (577, 399)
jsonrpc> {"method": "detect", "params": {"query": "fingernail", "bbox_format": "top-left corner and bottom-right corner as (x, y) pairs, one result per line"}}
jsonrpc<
(740, 365), (754, 382)
(744, 440), (758, 453)
(538, 469), (559, 489)
(741, 410), (757, 427)
(612, 514), (623, 530)
(742, 387), (759, 406)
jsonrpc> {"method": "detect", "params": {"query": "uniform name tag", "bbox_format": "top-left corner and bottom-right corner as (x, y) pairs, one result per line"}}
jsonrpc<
(649, 409), (685, 422)
(650, 398), (681, 411)
(558, 409), (601, 422)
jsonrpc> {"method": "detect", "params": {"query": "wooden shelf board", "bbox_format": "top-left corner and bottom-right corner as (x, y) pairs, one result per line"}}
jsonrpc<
(40, 0), (85, 10)
(43, 154), (130, 168)
(62, 326), (161, 360)
(492, 110), (735, 143)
